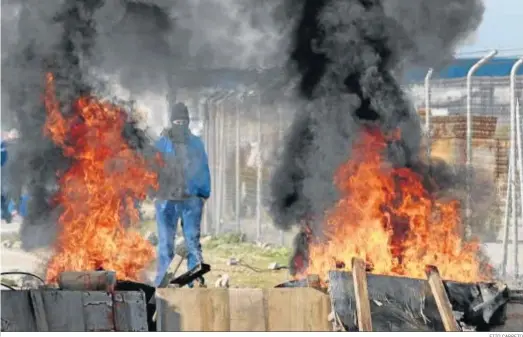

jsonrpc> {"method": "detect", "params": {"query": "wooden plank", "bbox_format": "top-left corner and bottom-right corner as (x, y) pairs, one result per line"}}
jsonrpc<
(40, 291), (86, 331)
(29, 291), (49, 331)
(329, 270), (444, 331)
(229, 289), (266, 331)
(155, 288), (182, 331)
(1, 291), (36, 332)
(265, 288), (331, 331)
(157, 288), (202, 331)
(156, 288), (230, 331)
(204, 288), (230, 331)
(426, 266), (461, 332)
(81, 292), (115, 331)
(156, 288), (331, 331)
(351, 257), (373, 331)
(113, 292), (148, 331)
(1, 290), (147, 332)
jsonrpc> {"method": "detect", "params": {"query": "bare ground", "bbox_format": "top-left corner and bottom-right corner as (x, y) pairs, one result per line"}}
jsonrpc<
(2, 213), (522, 289)
(1, 219), (292, 289)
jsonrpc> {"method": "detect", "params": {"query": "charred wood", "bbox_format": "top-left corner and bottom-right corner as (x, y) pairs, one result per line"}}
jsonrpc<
(328, 271), (509, 332)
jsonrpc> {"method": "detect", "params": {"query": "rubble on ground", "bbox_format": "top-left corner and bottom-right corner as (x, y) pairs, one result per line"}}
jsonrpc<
(215, 274), (230, 288)
(1, 239), (22, 249)
(268, 262), (281, 270)
(226, 258), (238, 266)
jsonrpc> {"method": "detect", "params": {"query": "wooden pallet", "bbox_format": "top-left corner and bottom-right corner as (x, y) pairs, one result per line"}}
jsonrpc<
(155, 288), (332, 331)
(1, 290), (148, 332)
(331, 258), (461, 332)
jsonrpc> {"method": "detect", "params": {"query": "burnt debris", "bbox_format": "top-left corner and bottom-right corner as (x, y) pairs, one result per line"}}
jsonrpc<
(277, 271), (510, 332)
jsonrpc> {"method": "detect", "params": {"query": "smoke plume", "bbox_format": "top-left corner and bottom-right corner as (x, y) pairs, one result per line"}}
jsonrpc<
(1, 0), (287, 249)
(269, 0), (485, 237)
(0, 0), (486, 251)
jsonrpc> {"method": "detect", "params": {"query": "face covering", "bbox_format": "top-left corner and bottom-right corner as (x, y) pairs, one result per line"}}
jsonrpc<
(167, 124), (189, 144)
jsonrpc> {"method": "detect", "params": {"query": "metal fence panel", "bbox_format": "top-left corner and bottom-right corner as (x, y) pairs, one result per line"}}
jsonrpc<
(175, 71), (523, 277)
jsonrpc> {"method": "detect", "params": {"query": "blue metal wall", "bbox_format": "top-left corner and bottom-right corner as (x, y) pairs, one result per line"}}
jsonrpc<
(406, 57), (523, 82)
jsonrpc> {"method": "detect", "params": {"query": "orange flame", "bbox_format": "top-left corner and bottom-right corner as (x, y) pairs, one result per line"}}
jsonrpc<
(43, 73), (158, 283)
(305, 127), (490, 283)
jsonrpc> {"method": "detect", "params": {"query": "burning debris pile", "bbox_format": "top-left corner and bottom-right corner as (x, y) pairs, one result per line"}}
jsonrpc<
(270, 0), (490, 283)
(1, 0), (173, 282)
(43, 73), (158, 283)
(304, 127), (490, 283)
(269, 0), (508, 331)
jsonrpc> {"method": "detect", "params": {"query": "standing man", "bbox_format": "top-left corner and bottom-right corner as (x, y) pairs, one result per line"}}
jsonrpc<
(154, 103), (211, 287)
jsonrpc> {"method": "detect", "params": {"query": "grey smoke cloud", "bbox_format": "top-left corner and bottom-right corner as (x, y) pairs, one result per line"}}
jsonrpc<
(90, 0), (289, 93)
(268, 0), (485, 235)
(382, 0), (485, 67)
(0, 0), (485, 251)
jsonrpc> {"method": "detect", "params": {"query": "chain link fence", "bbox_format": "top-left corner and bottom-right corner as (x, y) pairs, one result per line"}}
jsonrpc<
(408, 66), (523, 278)
(409, 74), (523, 220)
(172, 63), (523, 270)
(176, 89), (297, 245)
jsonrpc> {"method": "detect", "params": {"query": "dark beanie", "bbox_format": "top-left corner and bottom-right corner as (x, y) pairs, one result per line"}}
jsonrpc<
(170, 102), (189, 122)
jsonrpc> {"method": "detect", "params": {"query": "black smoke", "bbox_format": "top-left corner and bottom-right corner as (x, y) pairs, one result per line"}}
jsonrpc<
(3, 0), (103, 249)
(1, 0), (169, 249)
(1, 0), (290, 250)
(268, 0), (486, 273)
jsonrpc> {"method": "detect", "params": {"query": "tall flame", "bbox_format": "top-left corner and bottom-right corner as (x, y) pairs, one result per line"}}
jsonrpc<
(43, 73), (157, 283)
(305, 127), (491, 283)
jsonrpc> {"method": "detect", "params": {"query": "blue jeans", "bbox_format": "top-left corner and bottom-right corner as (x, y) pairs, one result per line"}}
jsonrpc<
(154, 197), (204, 287)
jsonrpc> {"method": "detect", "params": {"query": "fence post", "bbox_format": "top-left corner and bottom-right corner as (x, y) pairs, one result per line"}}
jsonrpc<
(511, 130), (517, 279)
(256, 93), (263, 241)
(210, 93), (224, 236)
(514, 98), (522, 277)
(165, 72), (177, 112)
(277, 102), (285, 246)
(215, 95), (226, 235)
(202, 96), (210, 235)
(465, 50), (497, 234)
(222, 95), (233, 232)
(424, 68), (434, 160)
(501, 156), (513, 276)
(235, 94), (242, 233)
(209, 95), (219, 235)
(511, 59), (523, 277)
(502, 58), (523, 277)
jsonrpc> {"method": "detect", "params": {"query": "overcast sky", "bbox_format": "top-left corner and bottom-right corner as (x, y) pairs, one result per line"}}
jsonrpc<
(458, 0), (523, 57)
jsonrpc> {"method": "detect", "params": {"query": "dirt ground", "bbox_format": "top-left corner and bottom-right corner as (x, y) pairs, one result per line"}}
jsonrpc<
(1, 219), (292, 289)
(140, 228), (292, 288)
(3, 211), (521, 289)
(138, 202), (294, 288)
(193, 234), (291, 288)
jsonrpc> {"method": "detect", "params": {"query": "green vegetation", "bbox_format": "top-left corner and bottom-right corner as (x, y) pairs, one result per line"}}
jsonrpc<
(1, 277), (18, 289)
(201, 233), (292, 288)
